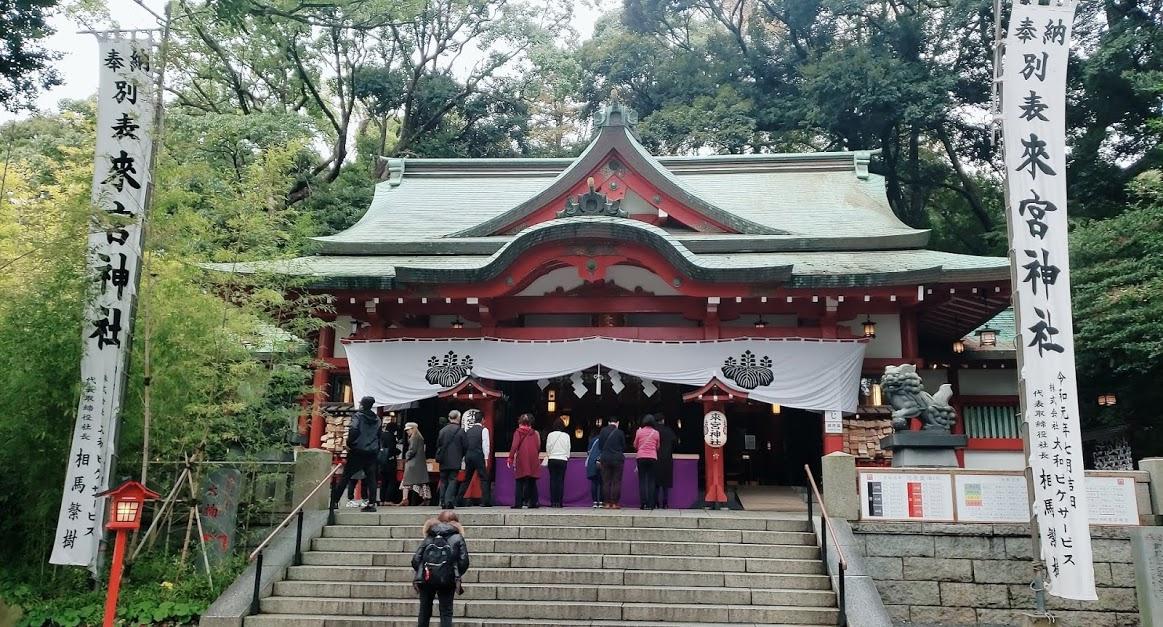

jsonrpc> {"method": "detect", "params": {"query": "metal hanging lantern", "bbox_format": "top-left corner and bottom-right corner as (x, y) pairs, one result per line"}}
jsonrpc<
(976, 326), (999, 347)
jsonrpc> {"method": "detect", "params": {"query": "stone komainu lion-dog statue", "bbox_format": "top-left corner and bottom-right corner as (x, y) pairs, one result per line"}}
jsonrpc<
(881, 364), (957, 432)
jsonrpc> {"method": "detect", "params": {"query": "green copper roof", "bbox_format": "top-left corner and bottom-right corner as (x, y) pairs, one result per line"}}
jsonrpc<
(206, 104), (1008, 286)
(310, 118), (924, 254)
(205, 244), (1008, 291)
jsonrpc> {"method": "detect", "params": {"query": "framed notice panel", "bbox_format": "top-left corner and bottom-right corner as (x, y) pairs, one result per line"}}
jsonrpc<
(955, 474), (1031, 523)
(859, 471), (954, 521)
(1086, 476), (1139, 526)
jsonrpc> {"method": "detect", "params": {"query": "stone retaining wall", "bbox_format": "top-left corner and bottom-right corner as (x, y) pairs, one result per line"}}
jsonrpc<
(851, 521), (1140, 626)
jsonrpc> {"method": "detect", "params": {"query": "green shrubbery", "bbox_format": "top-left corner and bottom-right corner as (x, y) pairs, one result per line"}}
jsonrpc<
(1, 554), (244, 626)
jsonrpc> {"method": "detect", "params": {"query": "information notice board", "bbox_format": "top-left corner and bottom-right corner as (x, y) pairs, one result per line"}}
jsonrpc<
(860, 472), (955, 521)
(858, 471), (1140, 525)
(955, 474), (1031, 523)
(1086, 476), (1139, 526)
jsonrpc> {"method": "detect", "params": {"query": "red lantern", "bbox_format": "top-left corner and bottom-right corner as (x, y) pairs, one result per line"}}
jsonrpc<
(97, 481), (160, 626)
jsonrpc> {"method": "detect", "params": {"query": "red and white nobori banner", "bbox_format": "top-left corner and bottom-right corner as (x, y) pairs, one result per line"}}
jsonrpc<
(344, 337), (866, 413)
(51, 34), (155, 569)
(1002, 0), (1094, 600)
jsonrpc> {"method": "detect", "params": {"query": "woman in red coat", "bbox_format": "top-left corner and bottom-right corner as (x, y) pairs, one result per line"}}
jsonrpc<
(508, 413), (542, 509)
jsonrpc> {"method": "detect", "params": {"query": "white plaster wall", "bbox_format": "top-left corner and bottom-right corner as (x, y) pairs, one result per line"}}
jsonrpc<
(333, 315), (353, 357)
(621, 188), (657, 216)
(959, 369), (1019, 396)
(840, 313), (901, 358)
(963, 450), (1025, 470)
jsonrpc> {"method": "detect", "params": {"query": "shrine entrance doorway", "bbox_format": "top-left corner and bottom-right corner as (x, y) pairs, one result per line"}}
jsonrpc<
(725, 403), (823, 489)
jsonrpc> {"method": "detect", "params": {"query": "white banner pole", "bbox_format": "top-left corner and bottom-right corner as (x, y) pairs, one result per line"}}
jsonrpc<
(999, 0), (1095, 601)
(51, 31), (158, 570)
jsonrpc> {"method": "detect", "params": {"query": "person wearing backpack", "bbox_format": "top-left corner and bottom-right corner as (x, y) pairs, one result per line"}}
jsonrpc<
(412, 511), (470, 627)
(585, 428), (603, 508)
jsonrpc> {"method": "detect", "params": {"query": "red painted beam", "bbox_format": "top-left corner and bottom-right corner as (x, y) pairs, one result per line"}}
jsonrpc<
(967, 437), (1024, 451)
(345, 326), (860, 341)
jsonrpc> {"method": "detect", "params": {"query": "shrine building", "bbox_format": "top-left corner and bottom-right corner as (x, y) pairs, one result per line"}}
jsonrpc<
(212, 104), (1025, 503)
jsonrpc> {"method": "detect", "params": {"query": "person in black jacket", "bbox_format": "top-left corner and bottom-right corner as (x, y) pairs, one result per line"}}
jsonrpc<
(377, 412), (403, 505)
(435, 410), (466, 509)
(329, 396), (381, 513)
(596, 416), (626, 509)
(412, 511), (470, 627)
(654, 414), (680, 509)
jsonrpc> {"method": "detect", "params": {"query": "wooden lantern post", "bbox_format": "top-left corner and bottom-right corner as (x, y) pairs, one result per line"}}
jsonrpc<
(97, 480), (161, 627)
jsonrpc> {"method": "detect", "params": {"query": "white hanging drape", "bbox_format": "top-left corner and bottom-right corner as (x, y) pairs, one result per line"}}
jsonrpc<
(344, 337), (865, 412)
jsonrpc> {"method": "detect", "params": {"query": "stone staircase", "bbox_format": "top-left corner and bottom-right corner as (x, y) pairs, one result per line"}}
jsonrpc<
(245, 508), (840, 626)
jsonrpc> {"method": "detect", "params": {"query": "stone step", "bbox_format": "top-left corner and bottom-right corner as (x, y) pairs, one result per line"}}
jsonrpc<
(270, 581), (837, 607)
(245, 614), (829, 627)
(285, 566), (833, 589)
(258, 597), (838, 624)
(300, 550), (826, 573)
(321, 524), (816, 545)
(332, 510), (810, 532)
(309, 536), (820, 559)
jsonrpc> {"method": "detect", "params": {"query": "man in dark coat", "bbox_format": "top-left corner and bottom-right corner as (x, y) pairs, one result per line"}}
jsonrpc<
(596, 416), (626, 508)
(378, 412), (403, 505)
(654, 414), (679, 509)
(330, 396), (382, 512)
(435, 410), (466, 509)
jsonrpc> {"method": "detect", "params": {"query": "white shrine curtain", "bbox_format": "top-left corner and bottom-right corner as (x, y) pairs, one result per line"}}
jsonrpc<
(344, 337), (866, 412)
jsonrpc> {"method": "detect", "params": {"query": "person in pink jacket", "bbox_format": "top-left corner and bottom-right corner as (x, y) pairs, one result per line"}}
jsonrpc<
(633, 414), (661, 510)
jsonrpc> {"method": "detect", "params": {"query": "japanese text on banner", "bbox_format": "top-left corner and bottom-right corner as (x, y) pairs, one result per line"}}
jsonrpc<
(50, 35), (154, 569)
(1001, 0), (1095, 600)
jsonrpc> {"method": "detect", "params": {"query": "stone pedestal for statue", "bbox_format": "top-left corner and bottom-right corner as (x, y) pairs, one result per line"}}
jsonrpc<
(880, 431), (968, 468)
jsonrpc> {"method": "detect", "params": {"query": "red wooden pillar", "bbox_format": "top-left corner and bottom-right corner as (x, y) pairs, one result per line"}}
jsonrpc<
(949, 367), (965, 467)
(308, 325), (335, 449)
(824, 432), (844, 454)
(901, 308), (920, 360)
(820, 312), (845, 455)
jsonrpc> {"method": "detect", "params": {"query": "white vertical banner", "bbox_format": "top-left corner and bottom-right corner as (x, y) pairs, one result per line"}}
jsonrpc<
(1001, 0), (1094, 600)
(51, 35), (155, 568)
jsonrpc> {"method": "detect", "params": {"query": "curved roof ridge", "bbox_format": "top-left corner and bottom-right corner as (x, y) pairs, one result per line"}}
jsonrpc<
(447, 124), (784, 238)
(395, 216), (793, 285)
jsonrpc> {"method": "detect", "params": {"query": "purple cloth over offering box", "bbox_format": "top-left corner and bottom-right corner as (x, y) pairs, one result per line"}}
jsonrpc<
(493, 453), (699, 508)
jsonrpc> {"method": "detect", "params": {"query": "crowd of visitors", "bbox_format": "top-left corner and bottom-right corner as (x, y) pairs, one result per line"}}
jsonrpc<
(330, 397), (679, 510)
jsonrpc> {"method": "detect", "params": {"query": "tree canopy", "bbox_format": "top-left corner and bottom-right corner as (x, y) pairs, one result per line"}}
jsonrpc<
(0, 0), (1161, 617)
(0, 0), (64, 112)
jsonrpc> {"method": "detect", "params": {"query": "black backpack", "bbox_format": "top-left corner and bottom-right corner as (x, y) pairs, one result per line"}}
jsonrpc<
(420, 535), (457, 589)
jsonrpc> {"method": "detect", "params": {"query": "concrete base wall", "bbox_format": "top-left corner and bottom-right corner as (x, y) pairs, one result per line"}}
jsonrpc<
(851, 522), (1141, 626)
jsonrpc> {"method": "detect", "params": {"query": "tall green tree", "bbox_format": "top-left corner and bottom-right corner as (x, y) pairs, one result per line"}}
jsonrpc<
(0, 0), (63, 112)
(169, 0), (574, 202)
(1071, 170), (1163, 457)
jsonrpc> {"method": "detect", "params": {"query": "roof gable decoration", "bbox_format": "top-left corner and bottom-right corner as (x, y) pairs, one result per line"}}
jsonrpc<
(558, 176), (628, 219)
(450, 103), (786, 238)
